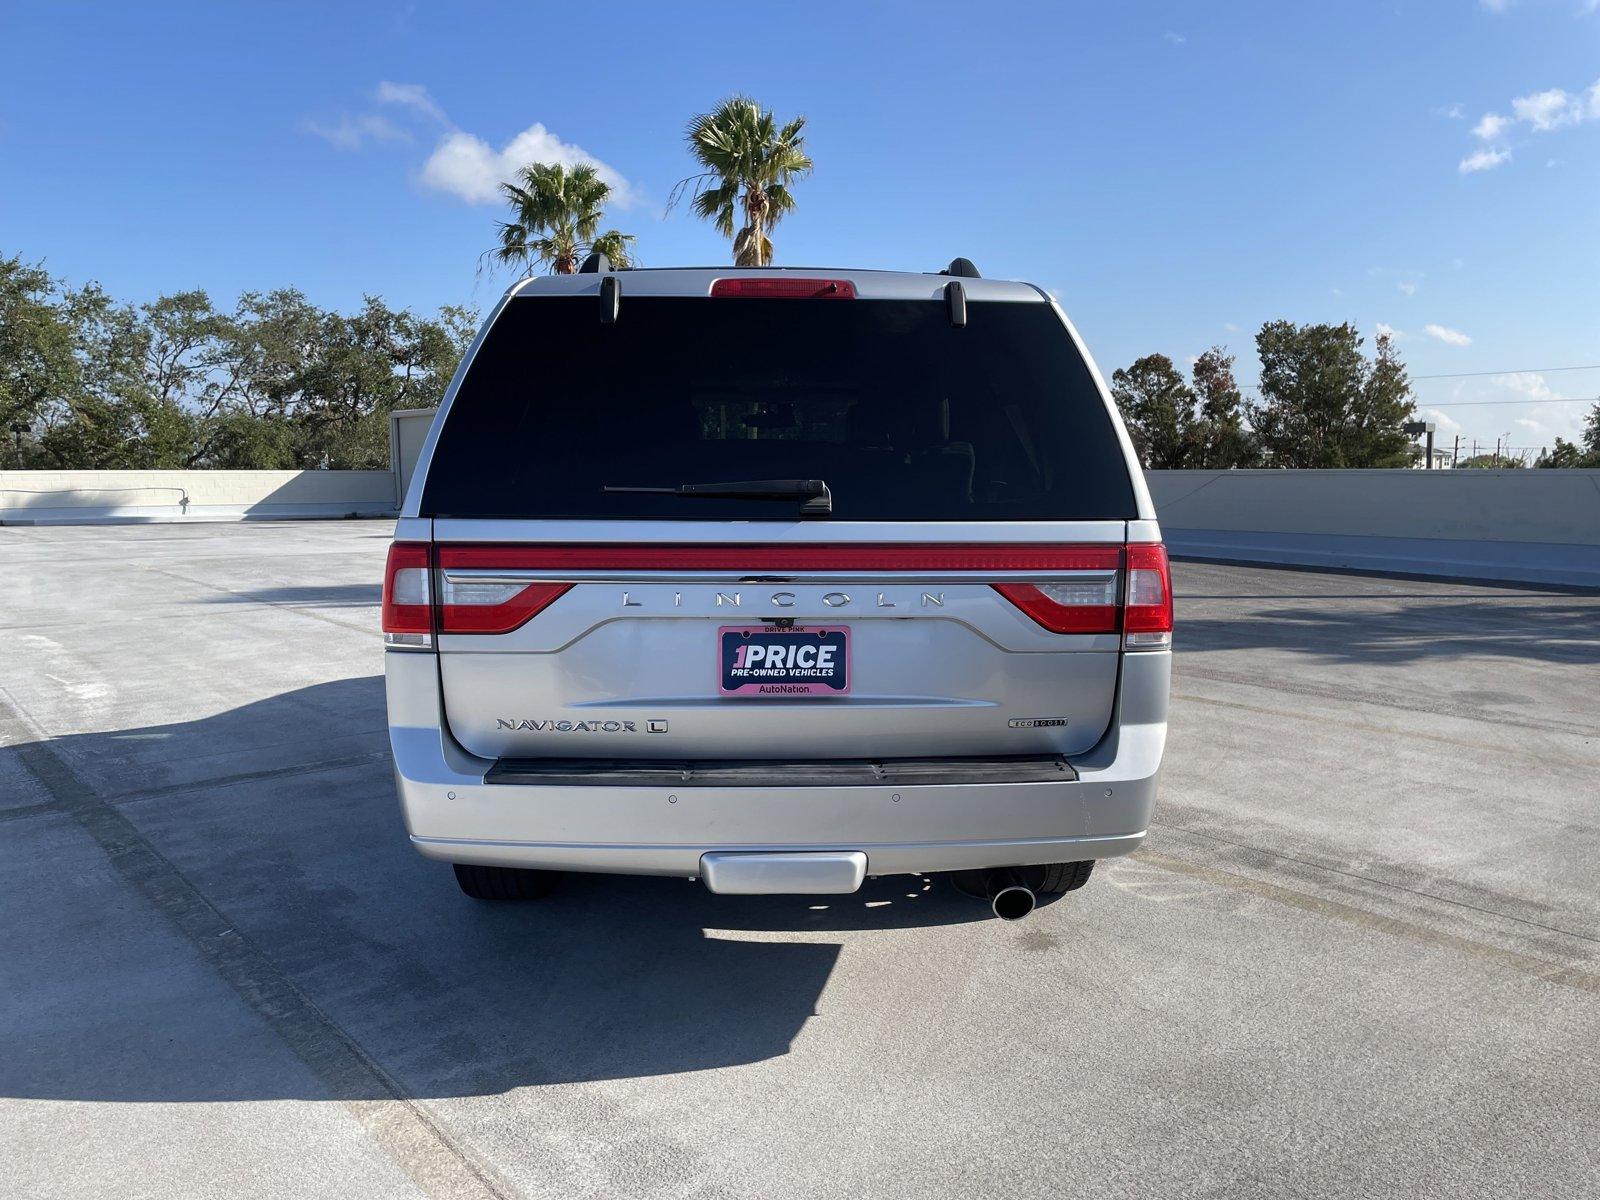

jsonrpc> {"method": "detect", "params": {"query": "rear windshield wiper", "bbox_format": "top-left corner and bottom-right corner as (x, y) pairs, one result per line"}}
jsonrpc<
(602, 478), (832, 516)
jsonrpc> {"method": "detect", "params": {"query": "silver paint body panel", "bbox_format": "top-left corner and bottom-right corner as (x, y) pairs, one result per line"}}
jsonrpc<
(386, 268), (1169, 888)
(700, 851), (869, 895)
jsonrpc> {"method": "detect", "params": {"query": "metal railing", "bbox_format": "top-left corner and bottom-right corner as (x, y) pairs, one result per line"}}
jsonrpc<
(0, 486), (190, 513)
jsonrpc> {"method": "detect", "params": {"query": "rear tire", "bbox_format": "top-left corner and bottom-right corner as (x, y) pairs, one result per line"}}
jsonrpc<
(452, 863), (561, 901)
(1033, 860), (1095, 894)
(949, 860), (1096, 898)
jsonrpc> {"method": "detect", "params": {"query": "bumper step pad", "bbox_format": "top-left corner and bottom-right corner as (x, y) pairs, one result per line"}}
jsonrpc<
(485, 754), (1077, 788)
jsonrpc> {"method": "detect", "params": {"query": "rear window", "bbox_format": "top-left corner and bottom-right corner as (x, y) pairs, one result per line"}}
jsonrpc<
(421, 295), (1136, 521)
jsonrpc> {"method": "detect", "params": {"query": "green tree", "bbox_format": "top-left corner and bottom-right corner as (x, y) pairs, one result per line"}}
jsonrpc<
(1534, 437), (1589, 468)
(0, 254), (477, 471)
(680, 96), (812, 266)
(490, 162), (635, 276)
(34, 282), (195, 468)
(1458, 453), (1526, 469)
(1584, 401), (1600, 462)
(1110, 354), (1195, 469)
(0, 255), (78, 466)
(1189, 346), (1257, 468)
(1248, 323), (1415, 467)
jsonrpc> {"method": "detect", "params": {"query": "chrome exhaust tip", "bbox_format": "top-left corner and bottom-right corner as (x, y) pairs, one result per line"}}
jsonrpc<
(988, 872), (1037, 921)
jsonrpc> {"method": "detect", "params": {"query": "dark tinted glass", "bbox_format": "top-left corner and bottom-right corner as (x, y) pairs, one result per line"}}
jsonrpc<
(421, 296), (1136, 520)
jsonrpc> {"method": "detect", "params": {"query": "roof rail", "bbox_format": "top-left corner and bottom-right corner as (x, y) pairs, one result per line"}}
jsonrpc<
(940, 257), (981, 279)
(578, 252), (611, 274)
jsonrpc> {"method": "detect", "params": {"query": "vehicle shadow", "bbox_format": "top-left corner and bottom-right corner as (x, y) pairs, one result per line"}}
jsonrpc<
(1176, 599), (1600, 666)
(201, 583), (382, 608)
(1, 675), (1013, 1104)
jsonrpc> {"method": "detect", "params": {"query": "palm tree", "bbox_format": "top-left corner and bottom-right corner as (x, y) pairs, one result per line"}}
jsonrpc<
(490, 162), (636, 276)
(679, 96), (813, 266)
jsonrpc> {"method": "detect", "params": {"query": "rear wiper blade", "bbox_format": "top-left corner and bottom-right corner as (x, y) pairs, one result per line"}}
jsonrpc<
(602, 478), (832, 516)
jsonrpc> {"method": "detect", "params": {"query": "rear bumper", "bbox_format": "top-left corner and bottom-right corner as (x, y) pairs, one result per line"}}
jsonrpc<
(385, 649), (1169, 879)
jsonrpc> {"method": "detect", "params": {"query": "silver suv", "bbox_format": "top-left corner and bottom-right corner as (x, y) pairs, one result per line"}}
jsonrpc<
(383, 261), (1170, 918)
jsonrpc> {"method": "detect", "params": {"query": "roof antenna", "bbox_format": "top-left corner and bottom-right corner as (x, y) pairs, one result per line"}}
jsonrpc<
(940, 257), (981, 279)
(578, 252), (611, 273)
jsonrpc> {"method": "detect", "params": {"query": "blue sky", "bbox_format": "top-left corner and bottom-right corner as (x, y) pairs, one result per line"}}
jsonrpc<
(2, 1), (1597, 459)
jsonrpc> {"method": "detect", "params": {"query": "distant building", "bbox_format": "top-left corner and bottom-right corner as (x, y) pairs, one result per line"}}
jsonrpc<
(1408, 445), (1455, 469)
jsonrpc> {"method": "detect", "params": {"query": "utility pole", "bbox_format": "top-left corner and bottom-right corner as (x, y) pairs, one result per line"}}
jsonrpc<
(1451, 434), (1460, 469)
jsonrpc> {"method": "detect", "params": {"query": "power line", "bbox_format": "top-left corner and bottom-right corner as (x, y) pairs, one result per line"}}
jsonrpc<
(1237, 364), (1600, 392)
(1410, 364), (1600, 381)
(1418, 395), (1598, 408)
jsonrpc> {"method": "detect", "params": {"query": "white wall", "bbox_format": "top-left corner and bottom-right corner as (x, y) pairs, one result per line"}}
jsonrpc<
(0, 470), (398, 524)
(1148, 469), (1600, 587)
(388, 408), (438, 509)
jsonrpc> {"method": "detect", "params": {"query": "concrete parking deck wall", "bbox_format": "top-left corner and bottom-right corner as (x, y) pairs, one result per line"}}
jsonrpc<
(0, 469), (397, 524)
(6, 467), (1600, 587)
(1148, 468), (1600, 587)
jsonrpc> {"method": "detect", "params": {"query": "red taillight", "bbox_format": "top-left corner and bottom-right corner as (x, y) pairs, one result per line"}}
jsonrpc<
(992, 542), (1173, 648)
(1123, 542), (1173, 646)
(710, 277), (856, 300)
(431, 544), (1123, 572)
(439, 581), (571, 634)
(382, 542), (432, 641)
(991, 581), (1121, 634)
(434, 545), (571, 634)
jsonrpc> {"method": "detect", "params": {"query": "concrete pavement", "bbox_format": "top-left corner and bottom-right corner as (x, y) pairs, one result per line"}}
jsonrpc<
(2, 523), (1596, 1199)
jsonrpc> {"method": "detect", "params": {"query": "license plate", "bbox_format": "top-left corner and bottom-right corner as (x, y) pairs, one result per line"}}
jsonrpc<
(719, 625), (850, 696)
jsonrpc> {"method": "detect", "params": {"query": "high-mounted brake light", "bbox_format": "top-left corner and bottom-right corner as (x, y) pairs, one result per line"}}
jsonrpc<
(710, 278), (856, 300)
(382, 542), (433, 647)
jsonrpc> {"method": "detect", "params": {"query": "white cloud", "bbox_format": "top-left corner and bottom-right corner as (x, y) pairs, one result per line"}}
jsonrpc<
(1375, 322), (1406, 341)
(1396, 280), (1417, 296)
(1479, 0), (1512, 11)
(1496, 371), (1558, 401)
(1512, 87), (1582, 131)
(1421, 407), (1462, 434)
(1515, 417), (1545, 432)
(1163, 31), (1186, 44)
(303, 113), (410, 150)
(1223, 322), (1241, 332)
(375, 81), (445, 123)
(1459, 147), (1510, 173)
(1460, 77), (1600, 174)
(1472, 112), (1509, 140)
(1434, 103), (1465, 119)
(306, 81), (637, 209)
(419, 124), (636, 207)
(1424, 323), (1472, 346)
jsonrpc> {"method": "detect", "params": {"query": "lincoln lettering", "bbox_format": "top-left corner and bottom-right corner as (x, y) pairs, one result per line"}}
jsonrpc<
(621, 590), (944, 609)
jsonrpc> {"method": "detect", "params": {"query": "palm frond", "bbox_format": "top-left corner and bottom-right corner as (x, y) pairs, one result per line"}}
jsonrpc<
(588, 230), (638, 269)
(690, 180), (739, 238)
(485, 159), (635, 275)
(681, 95), (810, 264)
